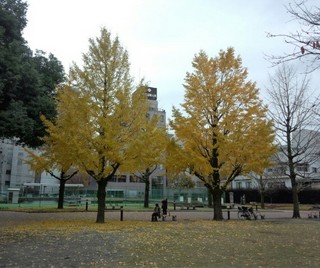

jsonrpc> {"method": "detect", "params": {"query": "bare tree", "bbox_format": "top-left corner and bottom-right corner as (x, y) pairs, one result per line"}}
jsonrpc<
(267, 0), (320, 72)
(249, 167), (287, 209)
(266, 64), (320, 218)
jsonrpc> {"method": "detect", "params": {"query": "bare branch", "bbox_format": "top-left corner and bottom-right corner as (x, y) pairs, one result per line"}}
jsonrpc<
(266, 0), (320, 71)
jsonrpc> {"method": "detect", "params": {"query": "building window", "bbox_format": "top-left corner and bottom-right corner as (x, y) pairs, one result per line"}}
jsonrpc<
(17, 152), (24, 165)
(112, 175), (126, 183)
(6, 169), (11, 175)
(107, 190), (124, 198)
(246, 182), (252, 189)
(130, 176), (143, 183)
(274, 165), (287, 175)
(117, 175), (126, 183)
(152, 176), (163, 189)
(312, 167), (317, 173)
(235, 181), (242, 189)
(296, 163), (309, 172)
(267, 181), (286, 189)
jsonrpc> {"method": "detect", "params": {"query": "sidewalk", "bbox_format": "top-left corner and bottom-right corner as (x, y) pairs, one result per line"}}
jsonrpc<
(0, 209), (317, 228)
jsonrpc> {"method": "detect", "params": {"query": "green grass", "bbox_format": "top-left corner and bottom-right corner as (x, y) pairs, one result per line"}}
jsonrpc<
(1, 219), (319, 267)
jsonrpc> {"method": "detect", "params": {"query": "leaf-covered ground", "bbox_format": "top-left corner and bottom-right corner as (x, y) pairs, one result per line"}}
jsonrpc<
(1, 219), (319, 267)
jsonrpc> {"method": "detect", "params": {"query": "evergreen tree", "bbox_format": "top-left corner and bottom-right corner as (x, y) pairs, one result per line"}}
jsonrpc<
(0, 0), (64, 147)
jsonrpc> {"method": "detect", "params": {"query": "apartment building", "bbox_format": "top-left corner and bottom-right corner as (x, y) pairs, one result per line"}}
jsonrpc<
(0, 139), (57, 202)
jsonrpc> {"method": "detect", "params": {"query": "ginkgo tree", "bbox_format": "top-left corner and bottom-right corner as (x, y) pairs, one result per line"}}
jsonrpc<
(42, 28), (149, 223)
(24, 87), (83, 209)
(124, 115), (169, 208)
(24, 146), (78, 210)
(164, 137), (195, 190)
(170, 48), (276, 220)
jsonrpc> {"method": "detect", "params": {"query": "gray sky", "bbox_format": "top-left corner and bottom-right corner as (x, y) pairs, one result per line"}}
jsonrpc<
(23, 0), (319, 121)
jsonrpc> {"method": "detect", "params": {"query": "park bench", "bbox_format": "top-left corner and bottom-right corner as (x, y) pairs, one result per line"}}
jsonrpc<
(105, 206), (122, 210)
(174, 202), (196, 210)
(105, 200), (124, 210)
(66, 200), (81, 206)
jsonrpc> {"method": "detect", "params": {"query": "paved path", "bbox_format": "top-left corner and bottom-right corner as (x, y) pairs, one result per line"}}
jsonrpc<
(0, 209), (317, 228)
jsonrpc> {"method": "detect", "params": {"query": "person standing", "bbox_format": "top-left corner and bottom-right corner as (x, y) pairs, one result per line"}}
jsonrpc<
(161, 198), (168, 215)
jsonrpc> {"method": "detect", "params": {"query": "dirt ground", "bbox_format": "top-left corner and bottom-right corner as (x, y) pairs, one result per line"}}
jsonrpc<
(0, 209), (319, 267)
(0, 208), (316, 228)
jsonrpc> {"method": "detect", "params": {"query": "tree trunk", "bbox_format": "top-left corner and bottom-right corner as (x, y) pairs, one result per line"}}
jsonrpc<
(212, 188), (223, 220)
(57, 179), (66, 209)
(144, 179), (150, 208)
(291, 182), (300, 218)
(96, 180), (108, 223)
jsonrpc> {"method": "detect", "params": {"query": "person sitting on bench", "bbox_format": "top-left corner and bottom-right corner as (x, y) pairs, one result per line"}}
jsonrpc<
(151, 203), (161, 221)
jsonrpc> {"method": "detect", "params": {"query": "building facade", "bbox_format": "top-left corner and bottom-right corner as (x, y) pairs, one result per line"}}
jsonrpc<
(0, 139), (57, 202)
(231, 129), (320, 190)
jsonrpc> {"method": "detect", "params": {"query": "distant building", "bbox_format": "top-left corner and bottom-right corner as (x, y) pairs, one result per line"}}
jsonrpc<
(231, 129), (320, 190)
(0, 139), (57, 202)
(104, 87), (168, 199)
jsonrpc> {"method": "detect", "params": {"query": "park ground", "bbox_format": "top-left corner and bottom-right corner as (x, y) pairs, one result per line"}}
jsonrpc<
(0, 206), (319, 267)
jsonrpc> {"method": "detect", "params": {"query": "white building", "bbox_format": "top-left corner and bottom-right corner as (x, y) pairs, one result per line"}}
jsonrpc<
(231, 129), (320, 190)
(0, 139), (58, 202)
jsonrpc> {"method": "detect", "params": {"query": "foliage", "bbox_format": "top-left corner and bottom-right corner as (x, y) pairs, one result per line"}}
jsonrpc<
(46, 28), (149, 222)
(124, 113), (169, 208)
(167, 173), (195, 189)
(170, 48), (276, 220)
(267, 0), (320, 72)
(0, 0), (64, 147)
(125, 115), (168, 174)
(23, 89), (81, 209)
(164, 137), (190, 178)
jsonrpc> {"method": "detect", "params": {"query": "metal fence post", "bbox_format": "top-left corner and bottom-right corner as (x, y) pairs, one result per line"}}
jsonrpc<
(120, 206), (123, 221)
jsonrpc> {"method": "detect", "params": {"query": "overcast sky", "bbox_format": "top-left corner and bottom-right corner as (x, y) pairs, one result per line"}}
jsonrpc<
(23, 0), (319, 121)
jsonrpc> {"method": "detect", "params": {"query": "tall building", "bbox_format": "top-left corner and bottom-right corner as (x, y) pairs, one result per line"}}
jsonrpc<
(146, 87), (166, 128)
(100, 87), (168, 199)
